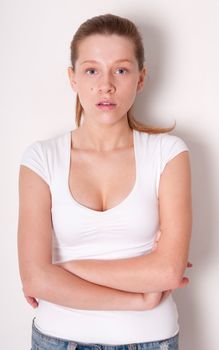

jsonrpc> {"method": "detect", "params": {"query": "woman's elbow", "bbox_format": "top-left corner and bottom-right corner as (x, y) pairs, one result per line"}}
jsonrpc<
(22, 276), (40, 297)
(22, 268), (46, 297)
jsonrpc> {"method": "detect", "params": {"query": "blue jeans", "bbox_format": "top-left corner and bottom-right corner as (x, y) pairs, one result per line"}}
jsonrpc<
(31, 317), (179, 350)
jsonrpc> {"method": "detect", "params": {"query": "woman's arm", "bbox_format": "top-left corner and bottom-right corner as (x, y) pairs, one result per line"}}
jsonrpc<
(17, 165), (144, 311)
(25, 228), (191, 310)
(55, 151), (192, 293)
(24, 229), (175, 311)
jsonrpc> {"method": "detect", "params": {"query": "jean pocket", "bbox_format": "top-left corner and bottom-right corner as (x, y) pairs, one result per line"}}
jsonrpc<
(32, 319), (69, 350)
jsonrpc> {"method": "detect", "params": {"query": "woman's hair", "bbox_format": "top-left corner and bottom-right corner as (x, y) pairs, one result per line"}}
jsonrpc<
(70, 13), (176, 134)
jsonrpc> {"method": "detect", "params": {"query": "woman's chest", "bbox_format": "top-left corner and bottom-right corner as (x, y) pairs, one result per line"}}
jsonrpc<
(68, 146), (136, 212)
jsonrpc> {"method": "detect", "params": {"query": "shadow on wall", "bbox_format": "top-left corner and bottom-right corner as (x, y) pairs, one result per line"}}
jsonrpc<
(131, 20), (167, 126)
(174, 133), (213, 350)
(129, 18), (211, 350)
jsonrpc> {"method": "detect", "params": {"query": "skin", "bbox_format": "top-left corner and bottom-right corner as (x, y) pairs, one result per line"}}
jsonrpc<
(67, 34), (146, 152)
(24, 230), (192, 308)
(23, 33), (192, 308)
(64, 34), (192, 293)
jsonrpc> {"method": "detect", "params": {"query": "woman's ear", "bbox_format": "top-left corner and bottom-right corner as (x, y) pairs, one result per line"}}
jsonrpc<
(67, 66), (77, 92)
(137, 66), (147, 93)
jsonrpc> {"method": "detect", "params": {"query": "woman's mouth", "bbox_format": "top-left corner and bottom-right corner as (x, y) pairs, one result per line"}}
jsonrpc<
(96, 102), (117, 111)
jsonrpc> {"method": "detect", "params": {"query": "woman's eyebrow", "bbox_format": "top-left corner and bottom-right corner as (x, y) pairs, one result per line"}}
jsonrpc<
(80, 59), (134, 65)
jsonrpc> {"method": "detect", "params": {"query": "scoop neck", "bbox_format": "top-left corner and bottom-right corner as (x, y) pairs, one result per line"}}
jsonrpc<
(66, 128), (139, 215)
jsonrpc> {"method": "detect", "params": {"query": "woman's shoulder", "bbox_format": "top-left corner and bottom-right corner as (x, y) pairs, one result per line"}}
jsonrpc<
(21, 129), (70, 155)
(19, 129), (70, 186)
(137, 130), (190, 175)
(139, 130), (189, 150)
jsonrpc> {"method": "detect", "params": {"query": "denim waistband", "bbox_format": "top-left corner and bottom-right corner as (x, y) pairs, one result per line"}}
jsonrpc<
(31, 317), (179, 350)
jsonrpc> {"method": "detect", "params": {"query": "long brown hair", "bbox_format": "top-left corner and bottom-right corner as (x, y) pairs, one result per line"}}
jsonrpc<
(70, 13), (176, 134)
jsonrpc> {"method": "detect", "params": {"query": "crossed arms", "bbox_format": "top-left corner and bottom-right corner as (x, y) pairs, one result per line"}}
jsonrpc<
(18, 151), (192, 310)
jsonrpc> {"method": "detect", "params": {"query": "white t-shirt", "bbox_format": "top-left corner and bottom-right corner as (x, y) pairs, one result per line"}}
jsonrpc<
(20, 128), (190, 345)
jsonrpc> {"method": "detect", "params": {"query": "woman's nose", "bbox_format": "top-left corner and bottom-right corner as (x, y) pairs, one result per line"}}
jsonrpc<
(98, 85), (115, 94)
(97, 73), (115, 93)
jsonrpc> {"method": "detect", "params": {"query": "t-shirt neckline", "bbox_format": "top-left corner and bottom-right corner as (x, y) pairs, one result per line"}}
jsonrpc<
(66, 128), (139, 215)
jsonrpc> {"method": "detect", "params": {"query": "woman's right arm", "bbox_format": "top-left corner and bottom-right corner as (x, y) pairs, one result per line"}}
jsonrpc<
(18, 165), (147, 311)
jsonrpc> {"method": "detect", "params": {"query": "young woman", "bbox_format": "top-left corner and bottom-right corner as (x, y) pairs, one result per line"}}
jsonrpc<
(18, 13), (192, 350)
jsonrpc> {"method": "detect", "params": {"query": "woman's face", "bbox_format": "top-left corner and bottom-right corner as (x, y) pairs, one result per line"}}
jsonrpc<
(68, 34), (146, 125)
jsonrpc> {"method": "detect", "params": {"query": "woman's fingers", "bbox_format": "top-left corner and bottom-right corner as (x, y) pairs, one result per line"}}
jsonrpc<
(176, 262), (193, 289)
(159, 276), (190, 306)
(22, 286), (38, 308)
(160, 290), (172, 303)
(25, 295), (38, 308)
(155, 230), (161, 242)
(177, 276), (190, 288)
(25, 296), (37, 307)
(151, 230), (162, 252)
(177, 261), (193, 288)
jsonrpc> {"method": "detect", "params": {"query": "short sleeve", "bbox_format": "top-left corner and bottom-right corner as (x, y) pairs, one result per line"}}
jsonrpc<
(20, 141), (50, 186)
(156, 134), (190, 197)
(160, 134), (190, 174)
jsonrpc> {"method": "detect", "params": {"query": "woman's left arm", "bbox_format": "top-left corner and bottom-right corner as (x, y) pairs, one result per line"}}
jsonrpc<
(57, 151), (192, 294)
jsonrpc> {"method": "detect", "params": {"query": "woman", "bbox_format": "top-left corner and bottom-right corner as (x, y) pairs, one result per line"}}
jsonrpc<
(18, 13), (192, 350)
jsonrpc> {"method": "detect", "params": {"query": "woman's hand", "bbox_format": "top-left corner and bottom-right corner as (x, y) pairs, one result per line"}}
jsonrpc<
(22, 287), (38, 308)
(22, 230), (192, 310)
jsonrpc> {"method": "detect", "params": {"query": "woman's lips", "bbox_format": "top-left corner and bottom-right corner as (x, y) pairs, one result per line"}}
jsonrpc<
(96, 103), (117, 111)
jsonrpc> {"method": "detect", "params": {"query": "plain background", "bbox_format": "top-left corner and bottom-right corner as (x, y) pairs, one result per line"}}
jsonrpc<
(0, 0), (218, 349)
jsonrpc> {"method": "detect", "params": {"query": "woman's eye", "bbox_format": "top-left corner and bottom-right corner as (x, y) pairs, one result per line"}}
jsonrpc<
(85, 67), (128, 75)
(85, 68), (96, 75)
(116, 68), (128, 74)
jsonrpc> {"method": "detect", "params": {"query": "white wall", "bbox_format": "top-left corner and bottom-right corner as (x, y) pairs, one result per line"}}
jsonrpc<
(0, 0), (218, 349)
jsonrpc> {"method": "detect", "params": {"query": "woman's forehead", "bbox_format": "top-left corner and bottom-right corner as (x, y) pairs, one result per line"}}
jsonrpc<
(76, 34), (136, 63)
